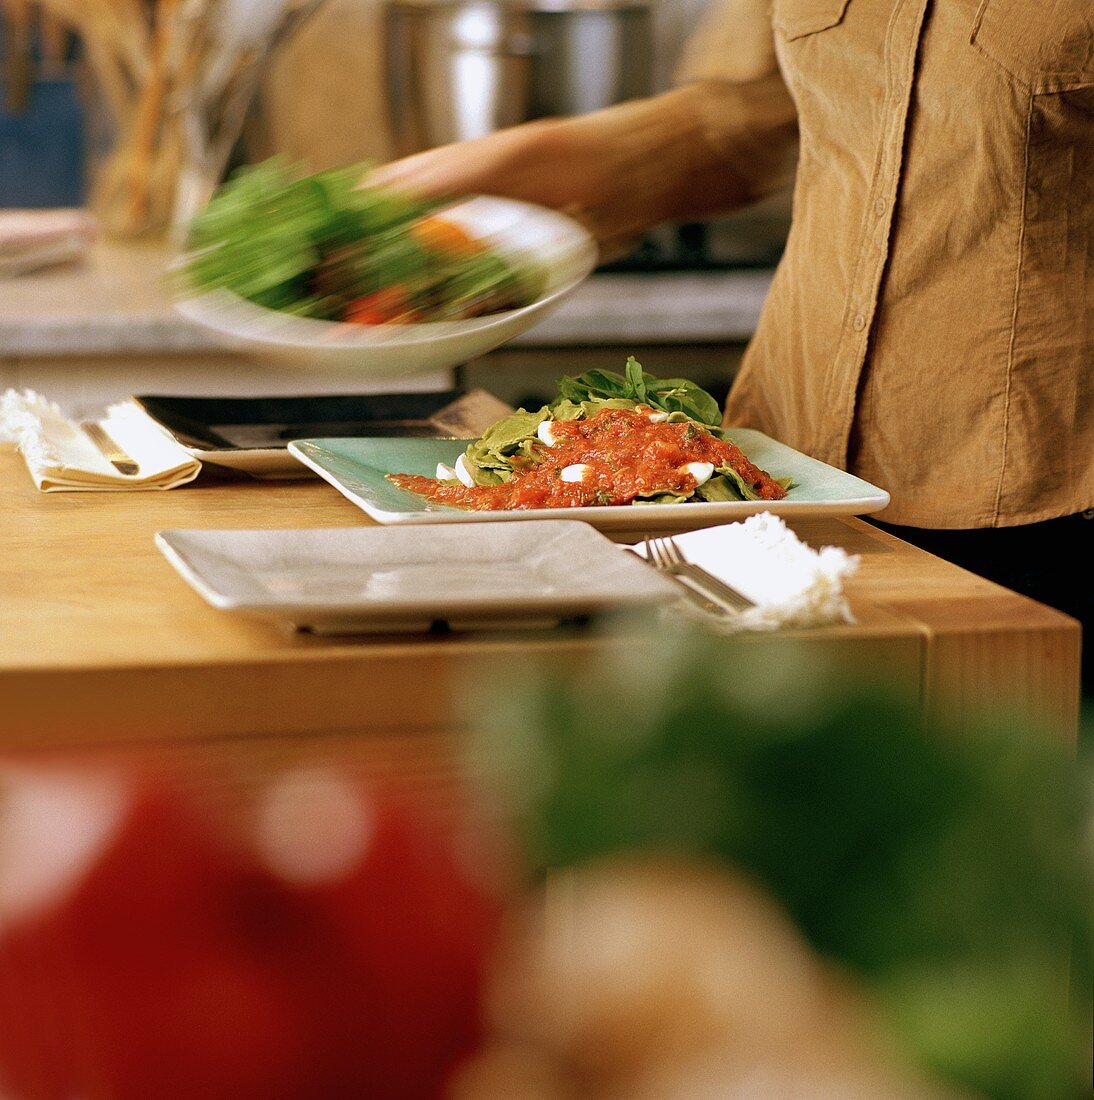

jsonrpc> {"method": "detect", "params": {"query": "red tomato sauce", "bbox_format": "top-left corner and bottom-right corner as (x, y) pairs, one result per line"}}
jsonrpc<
(387, 407), (788, 511)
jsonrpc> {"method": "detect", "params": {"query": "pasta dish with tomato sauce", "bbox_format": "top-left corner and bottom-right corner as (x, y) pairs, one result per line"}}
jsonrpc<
(387, 360), (792, 512)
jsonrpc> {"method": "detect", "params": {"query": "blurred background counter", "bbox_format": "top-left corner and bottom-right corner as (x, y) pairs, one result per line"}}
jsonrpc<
(0, 0), (787, 414)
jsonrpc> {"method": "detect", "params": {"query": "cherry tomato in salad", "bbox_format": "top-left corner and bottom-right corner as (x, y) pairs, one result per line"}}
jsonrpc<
(342, 285), (418, 325)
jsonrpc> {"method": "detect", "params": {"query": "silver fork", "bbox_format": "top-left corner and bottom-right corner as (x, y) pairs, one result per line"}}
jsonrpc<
(645, 535), (755, 613)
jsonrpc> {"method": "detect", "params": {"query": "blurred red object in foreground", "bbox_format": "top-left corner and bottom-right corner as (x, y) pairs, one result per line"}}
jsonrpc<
(0, 763), (501, 1100)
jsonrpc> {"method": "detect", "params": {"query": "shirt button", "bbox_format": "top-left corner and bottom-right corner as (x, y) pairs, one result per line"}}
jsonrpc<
(852, 313), (867, 332)
(874, 196), (887, 216)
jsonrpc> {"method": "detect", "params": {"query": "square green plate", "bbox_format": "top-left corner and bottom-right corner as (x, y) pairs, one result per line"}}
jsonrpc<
(287, 430), (890, 532)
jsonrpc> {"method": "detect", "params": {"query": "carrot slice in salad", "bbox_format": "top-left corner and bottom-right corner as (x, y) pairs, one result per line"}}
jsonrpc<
(410, 217), (486, 258)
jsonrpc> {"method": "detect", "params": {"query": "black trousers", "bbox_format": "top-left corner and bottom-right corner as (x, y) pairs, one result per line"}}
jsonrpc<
(870, 513), (1094, 699)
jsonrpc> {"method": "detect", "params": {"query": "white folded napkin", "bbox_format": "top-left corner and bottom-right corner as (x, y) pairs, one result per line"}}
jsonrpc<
(0, 390), (201, 491)
(0, 210), (97, 277)
(633, 513), (858, 632)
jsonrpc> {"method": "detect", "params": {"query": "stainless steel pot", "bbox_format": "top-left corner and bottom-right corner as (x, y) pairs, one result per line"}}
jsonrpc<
(385, 0), (652, 155)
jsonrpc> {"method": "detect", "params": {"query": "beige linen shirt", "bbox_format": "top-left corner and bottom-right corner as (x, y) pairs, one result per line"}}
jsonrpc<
(678, 0), (1093, 528)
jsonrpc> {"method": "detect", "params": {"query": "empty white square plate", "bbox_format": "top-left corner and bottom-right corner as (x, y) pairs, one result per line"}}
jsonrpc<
(155, 521), (677, 633)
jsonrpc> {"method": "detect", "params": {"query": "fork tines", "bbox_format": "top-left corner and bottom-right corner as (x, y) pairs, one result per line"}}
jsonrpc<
(645, 534), (755, 613)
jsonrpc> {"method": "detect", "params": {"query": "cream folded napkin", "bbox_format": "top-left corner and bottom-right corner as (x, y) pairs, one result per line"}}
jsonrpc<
(633, 513), (859, 632)
(0, 390), (201, 491)
(0, 210), (97, 277)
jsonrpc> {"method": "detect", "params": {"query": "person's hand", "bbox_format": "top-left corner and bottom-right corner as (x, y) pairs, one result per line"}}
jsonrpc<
(369, 116), (639, 258)
(371, 121), (583, 210)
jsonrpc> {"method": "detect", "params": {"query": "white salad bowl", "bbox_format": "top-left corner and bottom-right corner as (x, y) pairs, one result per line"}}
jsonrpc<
(173, 196), (598, 377)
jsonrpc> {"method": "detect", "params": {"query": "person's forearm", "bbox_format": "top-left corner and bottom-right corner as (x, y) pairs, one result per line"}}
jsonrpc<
(549, 76), (798, 250)
(371, 75), (798, 255)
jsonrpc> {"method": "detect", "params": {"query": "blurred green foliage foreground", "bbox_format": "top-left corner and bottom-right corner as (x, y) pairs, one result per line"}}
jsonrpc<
(469, 620), (1093, 1100)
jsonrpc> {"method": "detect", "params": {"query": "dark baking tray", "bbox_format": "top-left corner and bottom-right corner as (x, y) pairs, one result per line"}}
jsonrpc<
(134, 391), (468, 451)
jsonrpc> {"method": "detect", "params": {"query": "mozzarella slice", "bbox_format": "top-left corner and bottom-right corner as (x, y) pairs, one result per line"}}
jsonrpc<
(435, 462), (458, 481)
(683, 461), (715, 486)
(454, 453), (477, 488)
(537, 420), (559, 446)
(560, 463), (591, 483)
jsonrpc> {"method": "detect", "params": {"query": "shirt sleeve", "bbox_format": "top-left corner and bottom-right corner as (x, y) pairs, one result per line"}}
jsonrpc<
(670, 0), (800, 208)
(675, 0), (786, 84)
(556, 0), (796, 250)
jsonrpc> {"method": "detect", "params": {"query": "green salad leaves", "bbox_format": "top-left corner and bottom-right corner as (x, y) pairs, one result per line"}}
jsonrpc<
(555, 356), (724, 429)
(183, 160), (432, 315)
(181, 158), (544, 322)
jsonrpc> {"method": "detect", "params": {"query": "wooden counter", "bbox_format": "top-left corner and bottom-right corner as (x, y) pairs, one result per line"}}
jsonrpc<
(0, 449), (1079, 748)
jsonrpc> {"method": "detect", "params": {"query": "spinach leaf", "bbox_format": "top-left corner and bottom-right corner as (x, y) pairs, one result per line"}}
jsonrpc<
(551, 357), (723, 429)
(644, 375), (722, 427)
(554, 368), (633, 406)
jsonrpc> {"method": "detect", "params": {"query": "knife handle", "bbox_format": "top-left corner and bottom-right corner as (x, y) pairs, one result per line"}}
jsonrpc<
(81, 421), (141, 476)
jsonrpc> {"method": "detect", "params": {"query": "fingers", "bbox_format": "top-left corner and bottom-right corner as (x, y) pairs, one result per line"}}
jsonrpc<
(367, 121), (569, 204)
(368, 127), (535, 199)
(367, 147), (472, 198)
